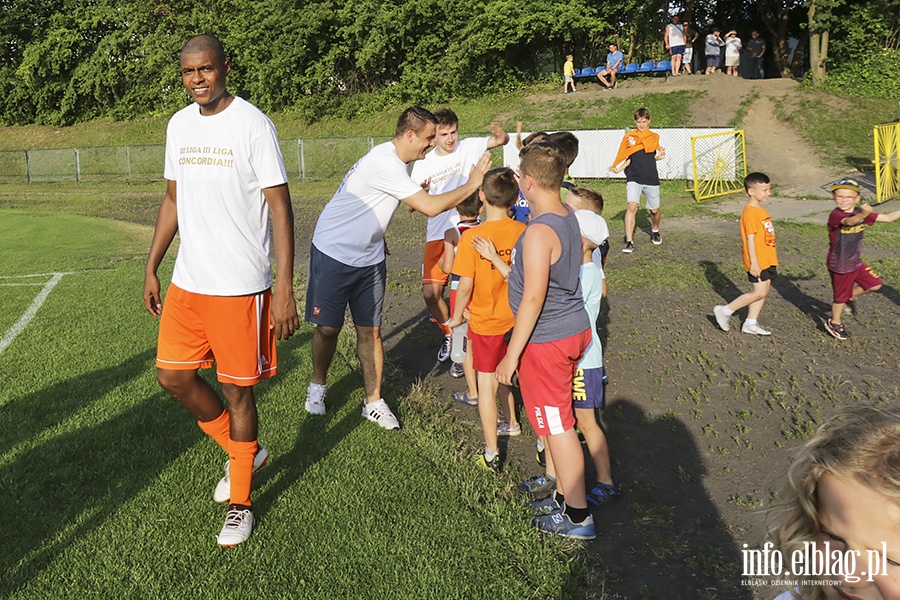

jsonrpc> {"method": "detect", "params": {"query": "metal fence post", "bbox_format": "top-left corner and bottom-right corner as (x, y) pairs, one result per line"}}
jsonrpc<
(368, 137), (374, 151)
(74, 148), (81, 182)
(125, 146), (131, 181)
(299, 139), (306, 181)
(26, 150), (31, 184)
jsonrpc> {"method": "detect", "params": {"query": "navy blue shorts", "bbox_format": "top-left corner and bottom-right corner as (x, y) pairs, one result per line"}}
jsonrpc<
(305, 243), (386, 328)
(572, 366), (606, 410)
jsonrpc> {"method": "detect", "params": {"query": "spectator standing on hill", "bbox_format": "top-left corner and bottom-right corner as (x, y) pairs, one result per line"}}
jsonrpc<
(304, 106), (491, 428)
(746, 31), (766, 79)
(664, 15), (686, 76)
(705, 28), (725, 74)
(409, 108), (508, 372)
(725, 30), (742, 76)
(596, 43), (623, 90)
(682, 20), (699, 74)
(143, 34), (299, 547)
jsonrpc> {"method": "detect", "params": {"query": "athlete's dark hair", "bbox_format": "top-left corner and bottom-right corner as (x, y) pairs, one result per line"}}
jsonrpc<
(744, 171), (771, 192)
(181, 35), (227, 67)
(544, 131), (579, 168)
(432, 108), (459, 128)
(634, 107), (651, 121)
(395, 106), (438, 137)
(481, 168), (519, 209)
(519, 142), (566, 190)
(457, 190), (483, 217)
(568, 187), (604, 213)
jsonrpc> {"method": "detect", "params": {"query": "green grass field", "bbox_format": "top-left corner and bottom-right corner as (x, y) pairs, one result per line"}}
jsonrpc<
(0, 209), (609, 598)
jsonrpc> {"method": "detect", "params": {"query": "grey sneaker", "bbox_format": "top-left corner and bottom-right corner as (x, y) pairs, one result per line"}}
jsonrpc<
(497, 422), (521, 436)
(533, 508), (596, 540)
(517, 473), (557, 496)
(437, 334), (452, 362)
(651, 230), (662, 245)
(713, 305), (731, 332)
(450, 362), (465, 378)
(213, 446), (270, 503)
(305, 382), (327, 415)
(362, 399), (400, 429)
(527, 494), (561, 515)
(216, 506), (255, 546)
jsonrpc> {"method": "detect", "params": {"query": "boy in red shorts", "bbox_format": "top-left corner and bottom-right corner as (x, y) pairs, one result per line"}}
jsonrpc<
(495, 141), (595, 540)
(448, 168), (525, 471)
(824, 178), (900, 340)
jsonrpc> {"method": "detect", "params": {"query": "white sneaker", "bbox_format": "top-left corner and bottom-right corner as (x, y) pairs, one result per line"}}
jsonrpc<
(437, 334), (452, 362)
(450, 362), (465, 378)
(213, 446), (270, 503)
(216, 507), (255, 546)
(742, 321), (772, 336)
(362, 399), (400, 430)
(305, 382), (327, 415)
(713, 305), (731, 332)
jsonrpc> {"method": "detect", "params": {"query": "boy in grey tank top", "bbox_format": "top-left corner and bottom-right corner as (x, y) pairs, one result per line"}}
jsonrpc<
(496, 142), (595, 540)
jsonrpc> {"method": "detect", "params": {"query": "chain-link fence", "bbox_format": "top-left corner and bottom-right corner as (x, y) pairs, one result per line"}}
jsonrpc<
(0, 129), (734, 184)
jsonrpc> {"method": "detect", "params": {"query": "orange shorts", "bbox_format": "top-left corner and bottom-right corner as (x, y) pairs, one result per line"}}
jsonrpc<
(156, 284), (277, 386)
(422, 240), (449, 285)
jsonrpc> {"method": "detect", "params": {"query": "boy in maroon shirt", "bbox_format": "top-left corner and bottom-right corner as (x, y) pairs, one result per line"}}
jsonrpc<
(824, 178), (900, 340)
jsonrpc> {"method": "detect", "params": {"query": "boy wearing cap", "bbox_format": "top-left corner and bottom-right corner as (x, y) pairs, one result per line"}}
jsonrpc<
(824, 178), (900, 340)
(713, 172), (777, 335)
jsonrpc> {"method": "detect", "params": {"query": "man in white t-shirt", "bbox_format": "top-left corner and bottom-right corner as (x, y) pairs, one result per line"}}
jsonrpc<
(410, 108), (508, 370)
(143, 35), (299, 547)
(304, 107), (492, 428)
(664, 14), (686, 76)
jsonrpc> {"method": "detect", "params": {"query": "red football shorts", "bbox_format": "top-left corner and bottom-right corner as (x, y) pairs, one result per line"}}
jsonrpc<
(830, 264), (882, 303)
(517, 329), (591, 436)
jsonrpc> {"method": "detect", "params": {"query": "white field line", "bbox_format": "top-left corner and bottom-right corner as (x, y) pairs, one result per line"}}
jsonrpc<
(0, 272), (66, 356)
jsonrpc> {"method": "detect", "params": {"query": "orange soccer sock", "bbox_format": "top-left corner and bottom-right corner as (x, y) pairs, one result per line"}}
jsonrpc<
(228, 439), (259, 507)
(197, 410), (231, 453)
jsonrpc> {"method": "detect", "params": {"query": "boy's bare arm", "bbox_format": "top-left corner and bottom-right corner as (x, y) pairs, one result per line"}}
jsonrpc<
(403, 153), (491, 216)
(440, 232), (457, 274)
(495, 225), (554, 385)
(472, 235), (510, 280)
(840, 203), (874, 226)
(875, 208), (900, 223)
(447, 277), (474, 328)
(746, 233), (761, 278)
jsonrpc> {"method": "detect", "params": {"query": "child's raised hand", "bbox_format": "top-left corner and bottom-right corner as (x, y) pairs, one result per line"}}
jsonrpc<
(860, 202), (874, 214)
(471, 235), (499, 261)
(468, 152), (492, 185)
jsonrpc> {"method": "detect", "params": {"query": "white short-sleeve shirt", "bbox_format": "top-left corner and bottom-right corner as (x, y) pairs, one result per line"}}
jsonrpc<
(411, 137), (489, 242)
(164, 96), (288, 296)
(312, 141), (423, 267)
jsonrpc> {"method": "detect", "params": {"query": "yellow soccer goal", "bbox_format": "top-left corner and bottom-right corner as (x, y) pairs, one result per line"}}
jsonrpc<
(874, 122), (900, 204)
(690, 130), (747, 201)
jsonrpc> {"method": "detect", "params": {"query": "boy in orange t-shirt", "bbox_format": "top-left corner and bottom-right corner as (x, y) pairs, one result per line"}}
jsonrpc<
(448, 168), (526, 472)
(713, 172), (777, 335)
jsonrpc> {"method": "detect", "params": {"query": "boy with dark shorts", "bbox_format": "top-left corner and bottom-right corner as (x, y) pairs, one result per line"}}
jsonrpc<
(713, 172), (777, 335)
(496, 142), (595, 540)
(824, 178), (900, 340)
(447, 168), (525, 471)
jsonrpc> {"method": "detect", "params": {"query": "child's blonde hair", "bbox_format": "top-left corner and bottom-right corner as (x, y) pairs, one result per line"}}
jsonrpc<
(766, 405), (900, 600)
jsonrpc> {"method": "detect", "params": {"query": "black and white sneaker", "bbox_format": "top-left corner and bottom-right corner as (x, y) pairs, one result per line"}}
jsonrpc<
(651, 230), (662, 245)
(622, 240), (634, 253)
(437, 334), (452, 362)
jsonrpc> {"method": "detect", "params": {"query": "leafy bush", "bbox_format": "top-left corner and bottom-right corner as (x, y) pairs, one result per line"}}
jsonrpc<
(818, 49), (900, 99)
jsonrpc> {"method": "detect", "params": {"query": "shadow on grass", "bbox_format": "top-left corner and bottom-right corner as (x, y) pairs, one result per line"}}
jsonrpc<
(700, 260), (743, 305)
(564, 399), (752, 599)
(0, 349), (197, 592)
(771, 273), (832, 321)
(879, 283), (900, 307)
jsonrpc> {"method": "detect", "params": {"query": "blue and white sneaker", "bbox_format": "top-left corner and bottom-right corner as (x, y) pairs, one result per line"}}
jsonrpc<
(532, 507), (596, 540)
(587, 481), (621, 507)
(526, 494), (561, 515)
(517, 473), (557, 496)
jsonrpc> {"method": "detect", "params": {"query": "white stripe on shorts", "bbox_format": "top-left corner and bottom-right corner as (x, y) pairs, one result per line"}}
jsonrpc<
(545, 406), (565, 435)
